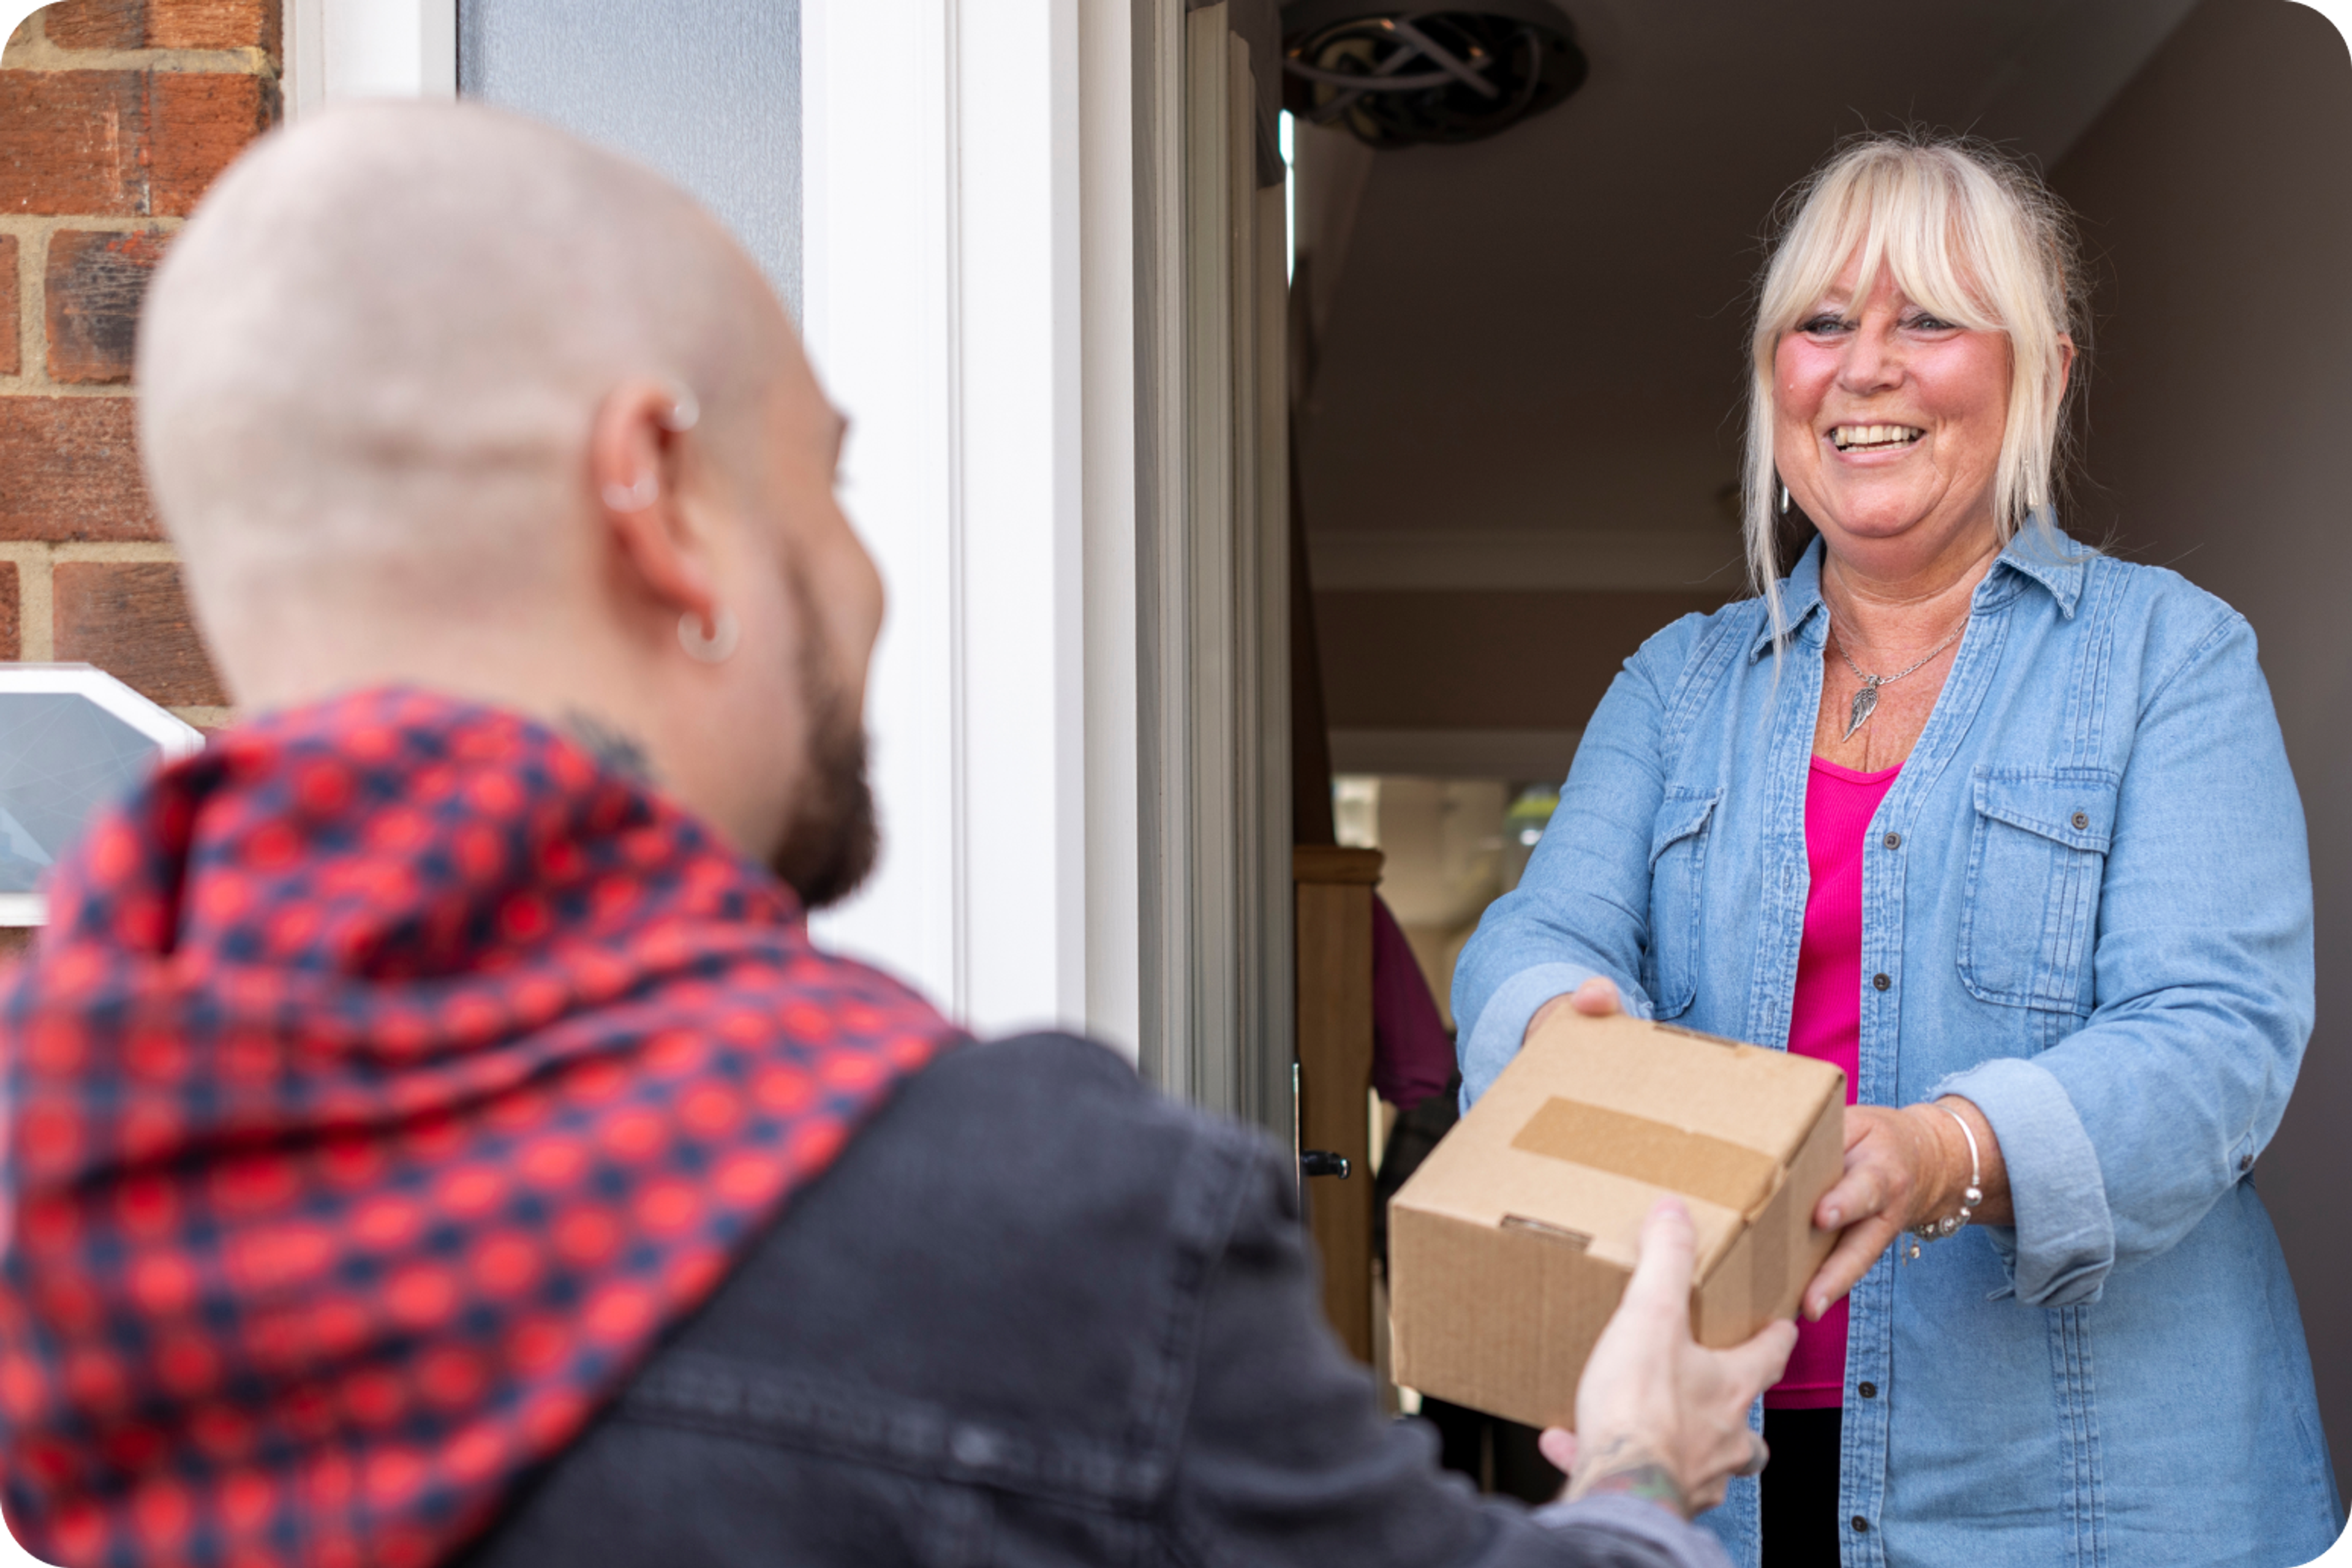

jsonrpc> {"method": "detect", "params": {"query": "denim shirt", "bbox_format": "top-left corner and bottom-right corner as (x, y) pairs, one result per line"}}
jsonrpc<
(1454, 533), (2343, 1567)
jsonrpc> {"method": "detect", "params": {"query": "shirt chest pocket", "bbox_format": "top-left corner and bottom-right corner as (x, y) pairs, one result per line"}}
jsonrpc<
(1958, 769), (2119, 1016)
(1643, 788), (1720, 1020)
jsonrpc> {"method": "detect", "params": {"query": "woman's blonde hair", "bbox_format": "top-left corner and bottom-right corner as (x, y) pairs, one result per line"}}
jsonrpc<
(1743, 133), (2086, 644)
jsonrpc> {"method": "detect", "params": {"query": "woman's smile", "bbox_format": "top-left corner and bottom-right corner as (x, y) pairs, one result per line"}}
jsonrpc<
(1826, 422), (1923, 454)
(1774, 260), (2017, 556)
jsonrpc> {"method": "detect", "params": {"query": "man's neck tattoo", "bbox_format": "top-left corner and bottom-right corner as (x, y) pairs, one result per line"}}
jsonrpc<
(559, 710), (655, 784)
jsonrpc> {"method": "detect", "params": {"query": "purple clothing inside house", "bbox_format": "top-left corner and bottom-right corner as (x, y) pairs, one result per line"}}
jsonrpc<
(1373, 892), (1456, 1109)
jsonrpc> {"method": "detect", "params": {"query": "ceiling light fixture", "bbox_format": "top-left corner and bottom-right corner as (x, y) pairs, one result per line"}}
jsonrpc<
(1280, 1), (1588, 149)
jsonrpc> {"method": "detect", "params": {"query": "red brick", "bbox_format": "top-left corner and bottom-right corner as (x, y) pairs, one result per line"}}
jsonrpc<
(45, 0), (281, 55)
(153, 72), (276, 215)
(53, 560), (222, 705)
(0, 398), (158, 541)
(0, 928), (31, 962)
(0, 560), (17, 659)
(0, 70), (274, 217)
(153, 0), (279, 53)
(0, 235), (17, 377)
(0, 73), (144, 216)
(42, 1), (144, 50)
(45, 228), (166, 384)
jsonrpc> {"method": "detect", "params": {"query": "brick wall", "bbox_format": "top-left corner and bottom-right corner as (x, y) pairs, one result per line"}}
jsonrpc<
(0, 0), (281, 731)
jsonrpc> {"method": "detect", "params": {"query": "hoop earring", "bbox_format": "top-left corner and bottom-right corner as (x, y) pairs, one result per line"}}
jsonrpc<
(603, 473), (659, 512)
(1779, 483), (1790, 517)
(679, 607), (739, 665)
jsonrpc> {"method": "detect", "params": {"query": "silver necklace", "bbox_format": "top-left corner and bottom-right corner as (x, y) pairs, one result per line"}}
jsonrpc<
(1830, 614), (1966, 740)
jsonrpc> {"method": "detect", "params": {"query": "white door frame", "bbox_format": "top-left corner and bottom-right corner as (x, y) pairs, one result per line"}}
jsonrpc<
(799, 0), (1134, 1050)
(268, 0), (1297, 1112)
(290, 0), (1147, 1057)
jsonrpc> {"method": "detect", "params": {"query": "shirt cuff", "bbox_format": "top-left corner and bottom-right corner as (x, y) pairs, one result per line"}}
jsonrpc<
(1934, 1055), (2115, 1306)
(1531, 1494), (1735, 1567)
(1459, 963), (1599, 1109)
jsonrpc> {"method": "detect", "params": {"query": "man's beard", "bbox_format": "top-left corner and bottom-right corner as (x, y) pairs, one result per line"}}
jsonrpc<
(768, 587), (878, 911)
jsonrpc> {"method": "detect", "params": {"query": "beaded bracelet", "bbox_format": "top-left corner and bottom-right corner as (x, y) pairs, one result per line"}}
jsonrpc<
(1904, 1106), (1982, 1263)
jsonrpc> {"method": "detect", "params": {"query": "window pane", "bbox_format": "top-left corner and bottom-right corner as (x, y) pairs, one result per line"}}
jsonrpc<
(458, 0), (801, 315)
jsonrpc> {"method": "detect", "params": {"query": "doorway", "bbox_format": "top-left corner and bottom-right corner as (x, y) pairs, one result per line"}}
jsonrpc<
(1285, 0), (2352, 1499)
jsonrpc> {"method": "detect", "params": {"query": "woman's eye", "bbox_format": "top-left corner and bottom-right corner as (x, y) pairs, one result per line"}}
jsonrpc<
(1905, 313), (1956, 333)
(1800, 314), (1850, 335)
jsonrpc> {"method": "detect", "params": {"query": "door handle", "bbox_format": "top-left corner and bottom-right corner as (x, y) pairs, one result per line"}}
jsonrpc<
(1300, 1150), (1352, 1180)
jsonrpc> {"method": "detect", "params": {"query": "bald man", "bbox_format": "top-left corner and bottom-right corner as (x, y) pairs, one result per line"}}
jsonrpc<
(0, 105), (1787, 1568)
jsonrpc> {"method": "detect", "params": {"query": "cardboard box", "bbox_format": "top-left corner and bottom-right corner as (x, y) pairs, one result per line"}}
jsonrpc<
(1387, 1010), (1844, 1430)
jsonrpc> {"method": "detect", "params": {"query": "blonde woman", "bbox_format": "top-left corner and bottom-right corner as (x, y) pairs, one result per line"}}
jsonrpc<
(1453, 135), (2342, 1566)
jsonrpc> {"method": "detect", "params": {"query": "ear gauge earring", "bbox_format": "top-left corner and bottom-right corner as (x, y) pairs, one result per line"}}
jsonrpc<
(678, 608), (739, 665)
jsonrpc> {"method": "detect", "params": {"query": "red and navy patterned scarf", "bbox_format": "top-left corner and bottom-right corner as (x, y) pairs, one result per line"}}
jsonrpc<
(0, 690), (961, 1567)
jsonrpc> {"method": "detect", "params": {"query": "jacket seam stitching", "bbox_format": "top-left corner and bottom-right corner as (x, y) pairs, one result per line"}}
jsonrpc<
(1657, 608), (1748, 772)
(2135, 606), (2241, 726)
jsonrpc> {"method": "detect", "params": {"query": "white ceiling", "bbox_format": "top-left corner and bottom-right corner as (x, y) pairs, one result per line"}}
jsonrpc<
(1296, 0), (2199, 590)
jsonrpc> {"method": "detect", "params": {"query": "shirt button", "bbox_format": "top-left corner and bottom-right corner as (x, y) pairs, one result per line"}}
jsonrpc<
(1857, 1381), (1878, 1399)
(2072, 811), (2090, 830)
(1883, 831), (1902, 850)
(1872, 973), (1891, 991)
(1852, 1516), (1871, 1534)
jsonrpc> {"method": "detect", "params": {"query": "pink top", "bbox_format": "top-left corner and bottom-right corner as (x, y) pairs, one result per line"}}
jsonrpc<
(1766, 756), (1900, 1410)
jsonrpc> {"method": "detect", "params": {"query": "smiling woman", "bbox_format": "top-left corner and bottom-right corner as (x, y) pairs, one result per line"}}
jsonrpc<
(1453, 133), (2342, 1568)
(1744, 138), (2081, 653)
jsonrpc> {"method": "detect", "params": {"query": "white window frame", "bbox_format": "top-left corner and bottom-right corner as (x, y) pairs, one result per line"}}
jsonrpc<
(284, 0), (456, 115)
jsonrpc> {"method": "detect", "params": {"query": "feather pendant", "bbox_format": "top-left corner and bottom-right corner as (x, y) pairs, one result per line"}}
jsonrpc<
(1844, 678), (1881, 741)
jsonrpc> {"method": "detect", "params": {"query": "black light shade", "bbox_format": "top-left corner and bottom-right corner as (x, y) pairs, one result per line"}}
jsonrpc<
(1280, 1), (1588, 148)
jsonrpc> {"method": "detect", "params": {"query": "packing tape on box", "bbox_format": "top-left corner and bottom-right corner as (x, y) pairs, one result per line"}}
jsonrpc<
(1509, 1096), (1781, 1215)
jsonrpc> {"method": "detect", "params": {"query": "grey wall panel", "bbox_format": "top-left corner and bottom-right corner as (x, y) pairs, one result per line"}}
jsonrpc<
(2052, 0), (2352, 1501)
(458, 0), (800, 315)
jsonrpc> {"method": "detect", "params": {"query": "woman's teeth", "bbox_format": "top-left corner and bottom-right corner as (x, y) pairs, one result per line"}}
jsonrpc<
(1831, 424), (1924, 451)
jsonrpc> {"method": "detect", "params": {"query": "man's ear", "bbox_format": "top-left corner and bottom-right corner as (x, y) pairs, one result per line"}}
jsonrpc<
(590, 378), (720, 630)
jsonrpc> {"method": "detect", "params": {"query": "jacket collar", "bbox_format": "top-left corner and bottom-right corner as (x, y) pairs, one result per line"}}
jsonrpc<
(1992, 523), (2090, 616)
(1747, 522), (2089, 662)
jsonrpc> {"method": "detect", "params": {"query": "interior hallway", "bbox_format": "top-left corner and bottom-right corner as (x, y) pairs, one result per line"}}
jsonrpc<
(1291, 0), (2352, 1496)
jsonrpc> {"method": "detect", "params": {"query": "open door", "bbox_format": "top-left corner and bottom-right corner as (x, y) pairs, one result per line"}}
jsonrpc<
(1133, 0), (1295, 1134)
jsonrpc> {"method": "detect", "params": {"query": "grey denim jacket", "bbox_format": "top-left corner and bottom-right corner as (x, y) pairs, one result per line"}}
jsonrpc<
(458, 1033), (1730, 1568)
